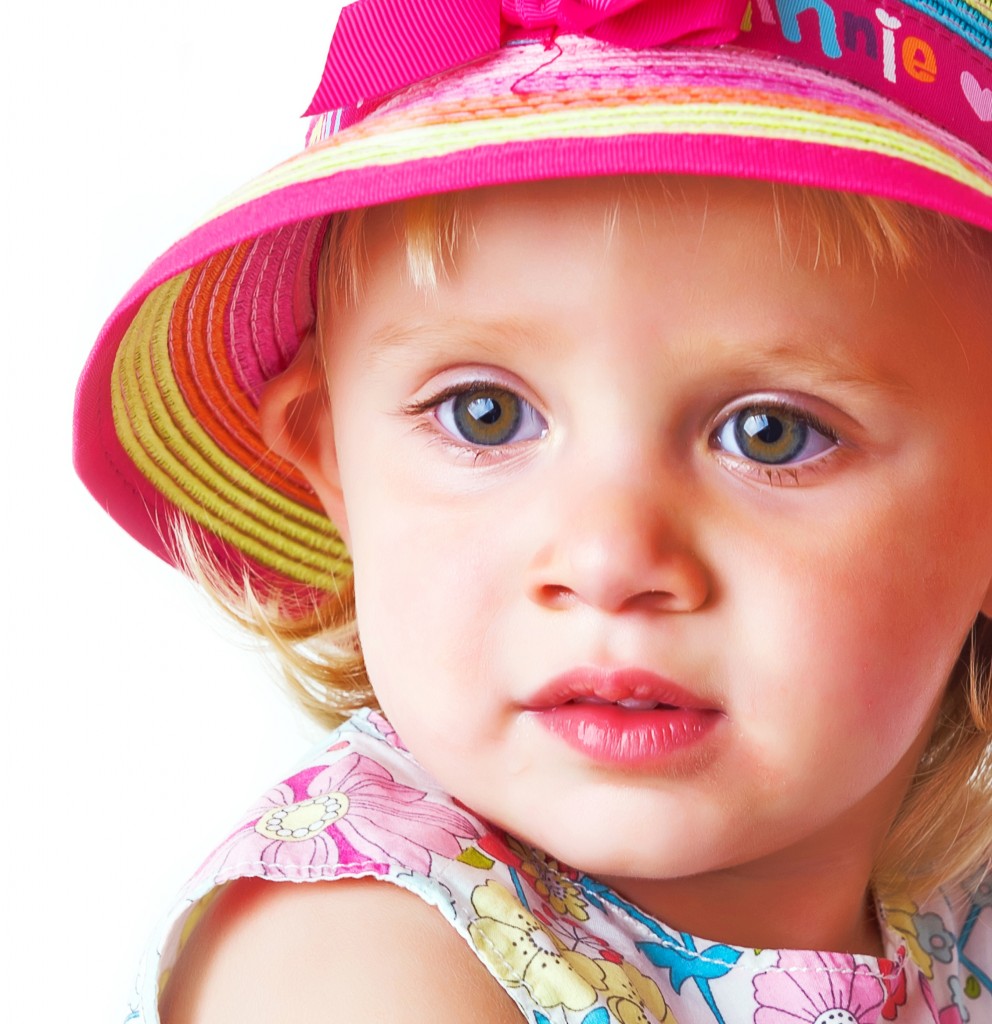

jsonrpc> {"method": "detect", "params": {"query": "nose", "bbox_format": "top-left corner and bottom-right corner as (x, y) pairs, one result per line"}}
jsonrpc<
(525, 474), (711, 615)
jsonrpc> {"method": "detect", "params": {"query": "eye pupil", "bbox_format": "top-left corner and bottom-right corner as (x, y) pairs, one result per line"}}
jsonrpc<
(467, 396), (501, 425)
(743, 413), (782, 444)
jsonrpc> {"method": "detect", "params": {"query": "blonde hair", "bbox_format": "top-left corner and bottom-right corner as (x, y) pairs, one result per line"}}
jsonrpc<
(183, 178), (992, 902)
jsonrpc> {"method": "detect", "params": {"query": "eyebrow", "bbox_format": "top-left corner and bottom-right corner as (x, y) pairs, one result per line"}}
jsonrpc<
(362, 316), (557, 366)
(362, 318), (915, 398)
(725, 341), (915, 397)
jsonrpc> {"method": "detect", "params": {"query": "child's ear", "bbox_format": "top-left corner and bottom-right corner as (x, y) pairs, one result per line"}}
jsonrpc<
(258, 334), (350, 542)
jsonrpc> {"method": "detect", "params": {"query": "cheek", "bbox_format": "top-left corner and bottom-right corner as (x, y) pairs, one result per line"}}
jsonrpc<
(345, 482), (517, 705)
(718, 492), (967, 778)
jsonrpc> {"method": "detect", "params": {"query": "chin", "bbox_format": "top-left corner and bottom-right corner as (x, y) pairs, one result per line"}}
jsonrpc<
(518, 812), (722, 883)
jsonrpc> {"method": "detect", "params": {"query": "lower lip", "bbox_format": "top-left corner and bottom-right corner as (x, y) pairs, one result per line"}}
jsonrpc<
(532, 704), (721, 766)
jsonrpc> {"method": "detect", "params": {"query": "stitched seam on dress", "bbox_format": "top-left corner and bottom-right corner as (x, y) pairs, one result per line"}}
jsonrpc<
(571, 881), (903, 981)
(613, 925), (901, 981)
(469, 917), (567, 1023)
(627, 931), (901, 981)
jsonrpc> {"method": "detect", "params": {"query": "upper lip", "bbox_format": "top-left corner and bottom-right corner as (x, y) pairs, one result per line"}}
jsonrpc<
(522, 667), (719, 711)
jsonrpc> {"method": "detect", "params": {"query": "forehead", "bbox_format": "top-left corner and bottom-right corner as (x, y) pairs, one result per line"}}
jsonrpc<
(336, 176), (992, 402)
(359, 173), (981, 272)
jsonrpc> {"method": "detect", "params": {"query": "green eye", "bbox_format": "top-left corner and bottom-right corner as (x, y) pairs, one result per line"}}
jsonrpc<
(436, 385), (547, 447)
(715, 404), (834, 465)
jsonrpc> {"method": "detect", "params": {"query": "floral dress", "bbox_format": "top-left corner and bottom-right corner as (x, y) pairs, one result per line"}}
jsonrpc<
(129, 709), (991, 1024)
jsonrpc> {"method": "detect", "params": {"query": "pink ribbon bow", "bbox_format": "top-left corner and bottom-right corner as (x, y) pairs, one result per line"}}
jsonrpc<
(305, 0), (747, 115)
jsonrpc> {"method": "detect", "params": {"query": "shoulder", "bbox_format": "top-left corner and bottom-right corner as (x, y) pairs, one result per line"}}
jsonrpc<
(159, 876), (524, 1024)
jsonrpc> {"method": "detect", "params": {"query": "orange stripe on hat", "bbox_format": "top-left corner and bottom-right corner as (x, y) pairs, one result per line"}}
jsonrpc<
(170, 243), (325, 516)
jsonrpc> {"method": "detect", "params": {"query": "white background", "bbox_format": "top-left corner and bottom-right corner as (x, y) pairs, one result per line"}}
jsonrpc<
(3, 2), (345, 1019)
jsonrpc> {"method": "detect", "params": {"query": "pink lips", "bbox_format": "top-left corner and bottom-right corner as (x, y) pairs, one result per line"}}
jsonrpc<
(525, 668), (722, 766)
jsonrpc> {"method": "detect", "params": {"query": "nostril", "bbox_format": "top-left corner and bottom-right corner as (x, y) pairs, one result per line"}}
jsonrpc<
(536, 584), (575, 609)
(622, 589), (681, 613)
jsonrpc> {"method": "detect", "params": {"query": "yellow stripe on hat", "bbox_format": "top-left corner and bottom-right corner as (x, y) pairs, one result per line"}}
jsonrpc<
(963, 1), (992, 20)
(205, 99), (992, 223)
(111, 275), (349, 588)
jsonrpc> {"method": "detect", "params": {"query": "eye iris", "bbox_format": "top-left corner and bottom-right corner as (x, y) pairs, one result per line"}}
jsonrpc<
(734, 409), (807, 464)
(453, 389), (522, 445)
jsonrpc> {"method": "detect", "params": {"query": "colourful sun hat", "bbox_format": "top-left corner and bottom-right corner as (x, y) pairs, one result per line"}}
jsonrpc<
(73, 0), (992, 598)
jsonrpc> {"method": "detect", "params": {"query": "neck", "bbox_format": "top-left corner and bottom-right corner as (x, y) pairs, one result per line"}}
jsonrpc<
(597, 730), (931, 955)
(604, 850), (884, 956)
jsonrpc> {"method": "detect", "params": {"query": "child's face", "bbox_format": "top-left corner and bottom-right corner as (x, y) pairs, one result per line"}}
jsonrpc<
(297, 178), (992, 891)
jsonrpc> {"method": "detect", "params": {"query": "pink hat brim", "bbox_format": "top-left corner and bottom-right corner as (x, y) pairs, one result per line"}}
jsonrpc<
(73, 38), (992, 591)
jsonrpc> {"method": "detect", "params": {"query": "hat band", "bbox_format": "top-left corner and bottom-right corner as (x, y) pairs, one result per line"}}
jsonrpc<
(242, 79), (992, 223)
(306, 2), (992, 169)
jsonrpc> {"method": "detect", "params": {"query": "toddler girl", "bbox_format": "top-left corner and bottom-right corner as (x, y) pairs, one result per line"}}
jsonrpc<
(74, 2), (992, 1022)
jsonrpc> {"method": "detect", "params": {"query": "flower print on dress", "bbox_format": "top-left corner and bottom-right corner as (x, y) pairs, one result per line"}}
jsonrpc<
(364, 709), (409, 752)
(880, 963), (908, 1021)
(752, 951), (888, 1024)
(542, 914), (624, 965)
(973, 876), (992, 909)
(504, 834), (590, 922)
(469, 879), (608, 1012)
(948, 976), (971, 1023)
(599, 959), (670, 1024)
(211, 752), (478, 880)
(920, 972), (967, 1024)
(915, 912), (956, 967)
(883, 899), (934, 978)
